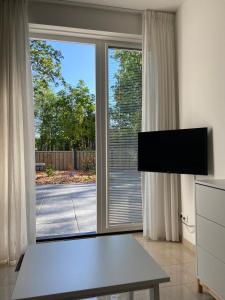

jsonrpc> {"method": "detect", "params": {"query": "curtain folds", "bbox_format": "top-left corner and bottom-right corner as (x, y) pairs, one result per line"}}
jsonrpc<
(142, 10), (180, 241)
(0, 0), (36, 264)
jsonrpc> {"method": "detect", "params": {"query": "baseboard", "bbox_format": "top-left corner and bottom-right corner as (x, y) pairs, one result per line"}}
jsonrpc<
(182, 238), (196, 253)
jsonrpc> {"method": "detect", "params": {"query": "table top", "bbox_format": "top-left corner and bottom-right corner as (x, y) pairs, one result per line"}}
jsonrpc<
(12, 234), (169, 300)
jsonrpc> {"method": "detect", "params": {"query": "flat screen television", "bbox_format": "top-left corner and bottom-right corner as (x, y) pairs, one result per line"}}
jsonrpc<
(138, 128), (208, 175)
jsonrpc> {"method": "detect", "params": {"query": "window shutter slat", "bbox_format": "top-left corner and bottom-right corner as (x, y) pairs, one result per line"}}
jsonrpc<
(107, 47), (142, 227)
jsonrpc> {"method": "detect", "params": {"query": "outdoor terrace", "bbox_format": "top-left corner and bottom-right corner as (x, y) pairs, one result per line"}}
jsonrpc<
(36, 179), (96, 238)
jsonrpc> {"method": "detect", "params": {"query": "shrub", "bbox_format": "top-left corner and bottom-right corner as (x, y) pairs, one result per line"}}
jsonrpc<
(82, 156), (95, 171)
(46, 165), (55, 177)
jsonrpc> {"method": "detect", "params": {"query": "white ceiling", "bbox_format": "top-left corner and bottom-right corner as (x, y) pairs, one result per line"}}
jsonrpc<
(71, 0), (186, 11)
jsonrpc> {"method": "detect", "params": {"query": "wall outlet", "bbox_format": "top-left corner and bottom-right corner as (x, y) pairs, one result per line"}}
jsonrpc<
(180, 213), (189, 224)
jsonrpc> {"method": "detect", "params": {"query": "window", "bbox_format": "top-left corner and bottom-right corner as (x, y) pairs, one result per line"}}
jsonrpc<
(107, 46), (142, 229)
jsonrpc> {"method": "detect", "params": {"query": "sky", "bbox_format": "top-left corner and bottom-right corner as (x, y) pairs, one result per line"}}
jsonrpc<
(46, 40), (119, 98)
(48, 40), (96, 94)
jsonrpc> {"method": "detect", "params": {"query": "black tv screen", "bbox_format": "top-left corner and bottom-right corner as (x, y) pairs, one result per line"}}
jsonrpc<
(138, 128), (208, 175)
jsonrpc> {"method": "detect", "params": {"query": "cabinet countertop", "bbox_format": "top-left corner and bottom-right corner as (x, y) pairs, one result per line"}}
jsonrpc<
(196, 179), (225, 190)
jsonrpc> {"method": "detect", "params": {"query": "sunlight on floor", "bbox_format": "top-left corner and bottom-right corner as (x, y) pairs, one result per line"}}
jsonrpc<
(36, 183), (96, 237)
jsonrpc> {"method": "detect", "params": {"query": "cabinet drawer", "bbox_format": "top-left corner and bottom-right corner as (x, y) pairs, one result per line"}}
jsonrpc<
(197, 216), (225, 264)
(196, 184), (225, 226)
(197, 246), (225, 299)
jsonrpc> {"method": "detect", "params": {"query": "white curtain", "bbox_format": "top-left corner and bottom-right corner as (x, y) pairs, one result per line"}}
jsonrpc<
(142, 10), (180, 241)
(0, 0), (36, 264)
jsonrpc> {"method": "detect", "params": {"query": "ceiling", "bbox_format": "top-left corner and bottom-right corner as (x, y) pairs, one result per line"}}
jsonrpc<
(69, 0), (186, 12)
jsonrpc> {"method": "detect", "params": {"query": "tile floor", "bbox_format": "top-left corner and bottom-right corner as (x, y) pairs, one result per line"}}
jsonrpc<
(36, 183), (96, 237)
(0, 233), (214, 300)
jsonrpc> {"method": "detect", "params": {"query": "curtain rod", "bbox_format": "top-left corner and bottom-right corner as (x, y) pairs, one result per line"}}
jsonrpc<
(28, 0), (177, 15)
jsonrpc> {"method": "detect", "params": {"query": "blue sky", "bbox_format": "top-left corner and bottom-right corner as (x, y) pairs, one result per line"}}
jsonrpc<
(45, 40), (120, 101)
(48, 40), (96, 94)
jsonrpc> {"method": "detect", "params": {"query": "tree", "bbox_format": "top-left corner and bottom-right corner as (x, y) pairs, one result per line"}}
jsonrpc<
(55, 80), (95, 151)
(30, 40), (65, 97)
(109, 49), (142, 133)
(35, 88), (61, 151)
(34, 81), (95, 151)
(30, 40), (96, 151)
(30, 40), (65, 143)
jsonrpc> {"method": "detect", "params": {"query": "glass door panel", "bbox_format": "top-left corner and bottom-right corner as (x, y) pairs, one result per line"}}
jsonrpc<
(106, 46), (142, 230)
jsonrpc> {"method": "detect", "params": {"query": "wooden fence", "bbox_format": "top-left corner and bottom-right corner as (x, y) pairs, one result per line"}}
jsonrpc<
(35, 150), (95, 171)
(75, 151), (96, 170)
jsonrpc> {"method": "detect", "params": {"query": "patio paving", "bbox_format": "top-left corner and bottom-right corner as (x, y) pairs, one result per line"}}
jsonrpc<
(36, 183), (96, 238)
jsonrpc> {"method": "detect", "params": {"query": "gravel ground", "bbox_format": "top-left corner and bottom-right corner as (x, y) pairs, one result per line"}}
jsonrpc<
(36, 170), (96, 185)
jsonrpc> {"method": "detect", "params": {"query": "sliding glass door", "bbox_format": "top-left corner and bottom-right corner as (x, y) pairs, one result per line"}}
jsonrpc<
(105, 45), (142, 232)
(31, 37), (97, 239)
(30, 28), (142, 236)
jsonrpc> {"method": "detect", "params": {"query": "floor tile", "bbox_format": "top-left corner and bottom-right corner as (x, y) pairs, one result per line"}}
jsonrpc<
(75, 209), (96, 216)
(141, 245), (181, 266)
(36, 184), (96, 237)
(185, 281), (215, 300)
(0, 284), (14, 300)
(37, 203), (75, 224)
(1, 232), (215, 300)
(73, 200), (96, 211)
(0, 265), (17, 286)
(160, 284), (200, 300)
(76, 210), (96, 226)
(78, 224), (96, 233)
(161, 263), (196, 287)
(36, 220), (79, 237)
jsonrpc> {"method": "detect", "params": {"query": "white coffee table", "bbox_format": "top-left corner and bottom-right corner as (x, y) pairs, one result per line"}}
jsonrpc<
(12, 235), (169, 300)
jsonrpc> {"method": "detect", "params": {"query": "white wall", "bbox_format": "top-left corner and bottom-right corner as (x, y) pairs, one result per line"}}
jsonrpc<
(28, 1), (142, 35)
(177, 0), (225, 244)
(29, 0), (225, 245)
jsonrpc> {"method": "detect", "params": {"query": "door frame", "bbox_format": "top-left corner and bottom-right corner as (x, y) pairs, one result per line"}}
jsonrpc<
(103, 41), (143, 233)
(29, 24), (142, 236)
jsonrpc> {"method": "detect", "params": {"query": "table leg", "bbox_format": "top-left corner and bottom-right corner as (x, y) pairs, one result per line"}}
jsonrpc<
(149, 285), (160, 300)
(197, 279), (203, 293)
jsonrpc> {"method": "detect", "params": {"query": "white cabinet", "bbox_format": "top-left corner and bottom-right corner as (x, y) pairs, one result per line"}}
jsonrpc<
(196, 180), (225, 300)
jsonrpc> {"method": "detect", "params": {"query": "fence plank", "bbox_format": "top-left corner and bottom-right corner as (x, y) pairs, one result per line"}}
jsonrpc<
(35, 151), (95, 171)
(77, 151), (80, 170)
(55, 152), (59, 170)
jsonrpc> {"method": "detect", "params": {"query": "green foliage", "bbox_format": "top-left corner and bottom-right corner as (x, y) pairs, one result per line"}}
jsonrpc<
(56, 80), (95, 150)
(81, 155), (96, 171)
(110, 49), (142, 133)
(31, 41), (141, 153)
(30, 40), (95, 151)
(46, 165), (55, 177)
(30, 40), (65, 97)
(34, 80), (95, 151)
